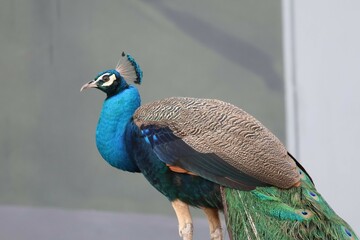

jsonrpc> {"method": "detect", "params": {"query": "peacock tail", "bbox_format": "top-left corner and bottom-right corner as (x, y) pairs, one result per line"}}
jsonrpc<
(222, 167), (358, 240)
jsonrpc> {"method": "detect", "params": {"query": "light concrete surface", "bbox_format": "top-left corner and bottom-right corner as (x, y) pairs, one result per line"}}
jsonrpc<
(0, 206), (229, 240)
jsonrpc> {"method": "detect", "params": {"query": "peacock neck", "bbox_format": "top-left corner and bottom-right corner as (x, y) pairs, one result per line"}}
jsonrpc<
(96, 86), (141, 172)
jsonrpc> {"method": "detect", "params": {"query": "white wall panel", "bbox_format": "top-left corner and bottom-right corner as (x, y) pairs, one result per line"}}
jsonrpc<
(283, 0), (360, 231)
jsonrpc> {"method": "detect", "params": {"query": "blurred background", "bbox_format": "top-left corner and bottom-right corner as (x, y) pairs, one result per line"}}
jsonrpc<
(0, 0), (358, 239)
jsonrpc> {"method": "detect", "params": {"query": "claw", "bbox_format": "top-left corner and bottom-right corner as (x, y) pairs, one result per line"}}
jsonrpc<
(179, 223), (193, 240)
(210, 227), (223, 240)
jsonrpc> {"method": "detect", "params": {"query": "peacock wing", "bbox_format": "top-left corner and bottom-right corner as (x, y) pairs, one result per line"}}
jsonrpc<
(133, 97), (300, 189)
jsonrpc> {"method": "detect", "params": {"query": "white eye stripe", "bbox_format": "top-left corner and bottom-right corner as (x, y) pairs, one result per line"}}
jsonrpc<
(102, 74), (117, 86)
(96, 73), (109, 81)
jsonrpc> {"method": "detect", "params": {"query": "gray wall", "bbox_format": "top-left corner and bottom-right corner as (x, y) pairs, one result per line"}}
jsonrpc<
(0, 0), (284, 214)
(283, 0), (360, 231)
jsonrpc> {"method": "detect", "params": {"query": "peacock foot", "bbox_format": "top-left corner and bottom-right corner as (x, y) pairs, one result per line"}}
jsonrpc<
(210, 227), (223, 240)
(179, 223), (193, 240)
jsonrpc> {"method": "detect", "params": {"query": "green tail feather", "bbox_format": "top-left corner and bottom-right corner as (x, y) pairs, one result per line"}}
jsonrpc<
(222, 168), (358, 240)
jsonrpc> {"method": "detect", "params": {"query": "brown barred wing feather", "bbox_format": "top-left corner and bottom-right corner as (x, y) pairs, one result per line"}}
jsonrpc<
(133, 97), (300, 189)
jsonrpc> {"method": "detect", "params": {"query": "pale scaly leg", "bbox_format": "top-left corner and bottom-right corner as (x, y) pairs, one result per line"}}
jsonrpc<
(202, 208), (223, 240)
(171, 199), (193, 240)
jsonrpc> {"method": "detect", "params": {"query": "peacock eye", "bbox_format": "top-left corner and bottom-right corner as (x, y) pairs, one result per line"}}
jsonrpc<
(102, 75), (110, 82)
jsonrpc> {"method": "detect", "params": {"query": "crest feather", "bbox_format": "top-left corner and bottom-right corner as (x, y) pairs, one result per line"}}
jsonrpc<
(115, 52), (143, 85)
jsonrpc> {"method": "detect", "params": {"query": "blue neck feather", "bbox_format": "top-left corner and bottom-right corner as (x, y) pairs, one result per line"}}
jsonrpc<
(96, 86), (141, 172)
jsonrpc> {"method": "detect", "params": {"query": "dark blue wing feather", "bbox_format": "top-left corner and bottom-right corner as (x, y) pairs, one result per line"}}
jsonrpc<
(140, 125), (269, 190)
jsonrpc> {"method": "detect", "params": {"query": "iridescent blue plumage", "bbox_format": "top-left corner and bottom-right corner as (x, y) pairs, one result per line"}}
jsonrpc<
(126, 121), (222, 208)
(95, 86), (140, 172)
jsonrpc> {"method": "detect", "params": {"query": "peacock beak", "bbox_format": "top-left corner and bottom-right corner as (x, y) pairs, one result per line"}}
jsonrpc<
(80, 80), (97, 92)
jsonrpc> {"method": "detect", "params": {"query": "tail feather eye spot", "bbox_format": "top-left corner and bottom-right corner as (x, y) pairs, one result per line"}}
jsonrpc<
(296, 209), (313, 220)
(342, 226), (355, 239)
(345, 228), (352, 237)
(306, 190), (320, 201)
(340, 226), (355, 239)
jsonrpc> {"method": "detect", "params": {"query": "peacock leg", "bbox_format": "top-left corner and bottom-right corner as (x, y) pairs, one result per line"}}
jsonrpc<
(202, 208), (223, 240)
(171, 199), (193, 240)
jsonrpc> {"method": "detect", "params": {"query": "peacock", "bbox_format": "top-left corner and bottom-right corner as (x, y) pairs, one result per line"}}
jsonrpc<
(80, 53), (358, 240)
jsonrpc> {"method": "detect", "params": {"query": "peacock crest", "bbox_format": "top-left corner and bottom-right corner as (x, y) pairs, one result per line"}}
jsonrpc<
(115, 52), (143, 85)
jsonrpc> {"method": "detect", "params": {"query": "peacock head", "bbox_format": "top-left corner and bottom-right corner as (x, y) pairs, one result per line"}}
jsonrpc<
(80, 52), (142, 96)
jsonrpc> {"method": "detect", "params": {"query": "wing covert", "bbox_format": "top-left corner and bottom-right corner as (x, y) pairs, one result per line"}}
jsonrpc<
(140, 125), (268, 190)
(134, 97), (300, 189)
